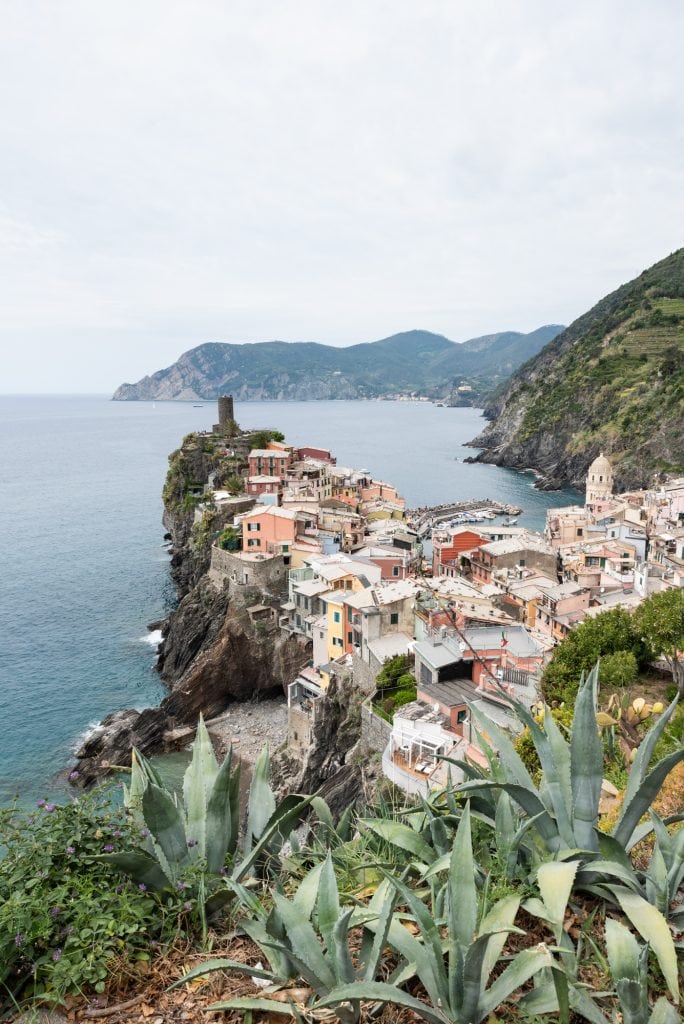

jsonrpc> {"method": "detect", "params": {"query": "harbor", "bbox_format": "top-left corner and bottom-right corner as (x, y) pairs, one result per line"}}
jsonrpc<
(407, 498), (523, 537)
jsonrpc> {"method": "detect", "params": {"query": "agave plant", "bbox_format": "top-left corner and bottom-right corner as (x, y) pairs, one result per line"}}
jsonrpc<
(318, 805), (554, 1024)
(603, 917), (680, 1024)
(453, 663), (684, 872)
(172, 852), (397, 1024)
(106, 716), (313, 902)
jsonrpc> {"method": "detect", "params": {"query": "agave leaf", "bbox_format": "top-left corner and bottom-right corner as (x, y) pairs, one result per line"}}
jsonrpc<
(273, 893), (336, 993)
(468, 702), (538, 791)
(605, 917), (642, 981)
(449, 804), (477, 950)
(204, 745), (238, 874)
(612, 887), (680, 1003)
(234, 794), (313, 882)
(666, 821), (684, 896)
(207, 997), (299, 1015)
(242, 916), (295, 981)
(613, 748), (684, 849)
(383, 872), (449, 1009)
(336, 801), (355, 841)
(649, 997), (681, 1024)
(310, 795), (335, 831)
(537, 861), (578, 943)
(477, 944), (555, 1021)
(182, 714), (219, 859)
(570, 664), (603, 853)
(577, 859), (642, 895)
(245, 746), (277, 855)
(170, 958), (277, 989)
(100, 851), (171, 891)
(316, 981), (444, 1024)
(429, 815), (450, 856)
(331, 908), (356, 985)
(458, 779), (561, 849)
(363, 877), (396, 981)
(292, 861), (324, 920)
(645, 841), (670, 916)
(358, 818), (434, 865)
(460, 931), (505, 1023)
(479, 895), (520, 982)
(142, 783), (190, 879)
(317, 853), (341, 955)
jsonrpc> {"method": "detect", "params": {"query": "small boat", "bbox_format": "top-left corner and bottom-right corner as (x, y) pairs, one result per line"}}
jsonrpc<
(503, 517), (518, 526)
(193, 404), (204, 407)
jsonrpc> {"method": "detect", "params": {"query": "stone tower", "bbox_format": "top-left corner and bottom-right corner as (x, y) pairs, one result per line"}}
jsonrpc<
(213, 395), (235, 435)
(586, 452), (614, 509)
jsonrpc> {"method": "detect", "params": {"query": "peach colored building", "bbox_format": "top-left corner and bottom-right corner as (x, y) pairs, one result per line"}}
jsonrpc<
(241, 505), (311, 556)
(248, 449), (292, 479)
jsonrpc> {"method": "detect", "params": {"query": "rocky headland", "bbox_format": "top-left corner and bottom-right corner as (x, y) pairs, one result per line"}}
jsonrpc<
(74, 425), (307, 788)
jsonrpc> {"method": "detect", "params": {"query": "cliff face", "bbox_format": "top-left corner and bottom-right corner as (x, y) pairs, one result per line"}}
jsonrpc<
(469, 249), (684, 490)
(112, 327), (563, 403)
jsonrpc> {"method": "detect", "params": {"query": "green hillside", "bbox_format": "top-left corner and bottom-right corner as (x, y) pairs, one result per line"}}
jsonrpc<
(470, 248), (684, 489)
(112, 326), (563, 402)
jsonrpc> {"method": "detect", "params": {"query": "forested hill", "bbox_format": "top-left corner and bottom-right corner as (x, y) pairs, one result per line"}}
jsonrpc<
(112, 325), (563, 403)
(468, 248), (684, 490)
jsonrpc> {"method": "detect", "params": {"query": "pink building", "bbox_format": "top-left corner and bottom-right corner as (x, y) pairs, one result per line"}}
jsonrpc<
(241, 505), (302, 556)
(248, 449), (292, 479)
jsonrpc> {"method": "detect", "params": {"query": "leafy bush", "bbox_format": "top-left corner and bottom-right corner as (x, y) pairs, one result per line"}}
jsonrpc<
(376, 654), (410, 689)
(599, 649), (639, 689)
(218, 526), (241, 551)
(0, 790), (183, 1001)
(542, 608), (649, 703)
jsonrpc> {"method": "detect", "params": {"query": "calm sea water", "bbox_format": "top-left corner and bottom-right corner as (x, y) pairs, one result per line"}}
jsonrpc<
(0, 396), (580, 802)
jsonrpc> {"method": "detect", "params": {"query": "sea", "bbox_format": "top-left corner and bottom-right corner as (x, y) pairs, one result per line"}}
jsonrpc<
(0, 395), (580, 804)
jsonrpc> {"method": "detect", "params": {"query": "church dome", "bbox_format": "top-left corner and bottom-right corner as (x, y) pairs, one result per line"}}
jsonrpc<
(588, 452), (613, 478)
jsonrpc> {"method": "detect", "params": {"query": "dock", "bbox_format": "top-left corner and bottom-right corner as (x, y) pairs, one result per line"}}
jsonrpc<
(406, 499), (523, 537)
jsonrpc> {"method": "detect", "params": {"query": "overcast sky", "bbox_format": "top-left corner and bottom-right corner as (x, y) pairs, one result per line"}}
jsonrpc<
(1, 1), (683, 392)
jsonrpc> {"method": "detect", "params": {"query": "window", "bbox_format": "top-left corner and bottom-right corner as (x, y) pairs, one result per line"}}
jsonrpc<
(347, 632), (353, 644)
(347, 606), (353, 622)
(248, 522), (260, 532)
(519, 559), (526, 567)
(577, 528), (583, 537)
(333, 611), (341, 623)
(282, 544), (289, 552)
(333, 637), (343, 647)
(247, 538), (260, 547)
(392, 565), (400, 576)
(456, 709), (467, 724)
(390, 613), (399, 625)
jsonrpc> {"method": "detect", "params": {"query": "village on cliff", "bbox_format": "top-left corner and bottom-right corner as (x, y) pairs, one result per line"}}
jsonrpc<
(194, 397), (684, 796)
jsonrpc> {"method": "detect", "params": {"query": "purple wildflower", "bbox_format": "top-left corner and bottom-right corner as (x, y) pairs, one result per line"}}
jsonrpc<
(113, 829), (124, 837)
(36, 799), (46, 807)
(176, 881), (187, 891)
(103, 844), (114, 853)
(115, 884), (124, 894)
(49, 907), (61, 918)
(186, 838), (197, 848)
(219, 866), (228, 876)
(27, 816), (35, 824)
(68, 770), (79, 781)
(66, 845), (75, 855)
(138, 883), (147, 891)
(183, 901), (193, 912)
(45, 804), (56, 813)
(52, 948), (62, 962)
(140, 829), (150, 839)
(14, 933), (25, 947)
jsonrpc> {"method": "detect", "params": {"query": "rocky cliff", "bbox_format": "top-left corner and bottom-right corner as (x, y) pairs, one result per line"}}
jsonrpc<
(112, 326), (563, 404)
(468, 249), (684, 490)
(74, 428), (309, 787)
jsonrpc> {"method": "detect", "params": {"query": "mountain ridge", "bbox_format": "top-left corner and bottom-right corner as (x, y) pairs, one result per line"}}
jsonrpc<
(468, 249), (684, 490)
(112, 325), (564, 403)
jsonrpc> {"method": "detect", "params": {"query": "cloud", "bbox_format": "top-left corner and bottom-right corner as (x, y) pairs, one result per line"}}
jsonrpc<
(1, 0), (683, 390)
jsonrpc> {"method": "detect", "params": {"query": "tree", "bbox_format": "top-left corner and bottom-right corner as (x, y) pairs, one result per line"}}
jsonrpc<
(599, 650), (638, 690)
(633, 589), (684, 694)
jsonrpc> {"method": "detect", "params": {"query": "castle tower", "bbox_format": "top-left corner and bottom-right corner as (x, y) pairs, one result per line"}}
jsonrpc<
(213, 395), (235, 435)
(586, 452), (614, 509)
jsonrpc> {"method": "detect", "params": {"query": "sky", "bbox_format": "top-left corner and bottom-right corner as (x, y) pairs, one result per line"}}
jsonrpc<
(1, 1), (683, 393)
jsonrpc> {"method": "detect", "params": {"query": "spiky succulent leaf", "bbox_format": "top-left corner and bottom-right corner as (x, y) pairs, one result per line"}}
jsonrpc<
(170, 958), (277, 989)
(233, 794), (313, 882)
(141, 782), (190, 880)
(622, 694), (679, 810)
(100, 851), (171, 892)
(244, 745), (276, 855)
(358, 818), (434, 865)
(273, 892), (336, 993)
(316, 853), (341, 956)
(613, 748), (684, 849)
(476, 944), (555, 1021)
(537, 861), (578, 944)
(204, 745), (237, 873)
(182, 714), (219, 859)
(570, 664), (602, 852)
(611, 887), (680, 1003)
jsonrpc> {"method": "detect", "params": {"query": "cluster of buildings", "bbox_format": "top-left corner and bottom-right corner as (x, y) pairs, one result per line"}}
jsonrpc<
(204, 407), (683, 796)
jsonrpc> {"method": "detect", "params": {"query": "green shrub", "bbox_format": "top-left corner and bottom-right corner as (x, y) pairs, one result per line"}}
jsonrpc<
(599, 650), (639, 689)
(0, 790), (184, 1002)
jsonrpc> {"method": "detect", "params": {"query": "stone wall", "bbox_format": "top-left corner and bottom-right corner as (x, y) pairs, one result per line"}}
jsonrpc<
(360, 701), (391, 756)
(209, 545), (288, 598)
(351, 651), (379, 696)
